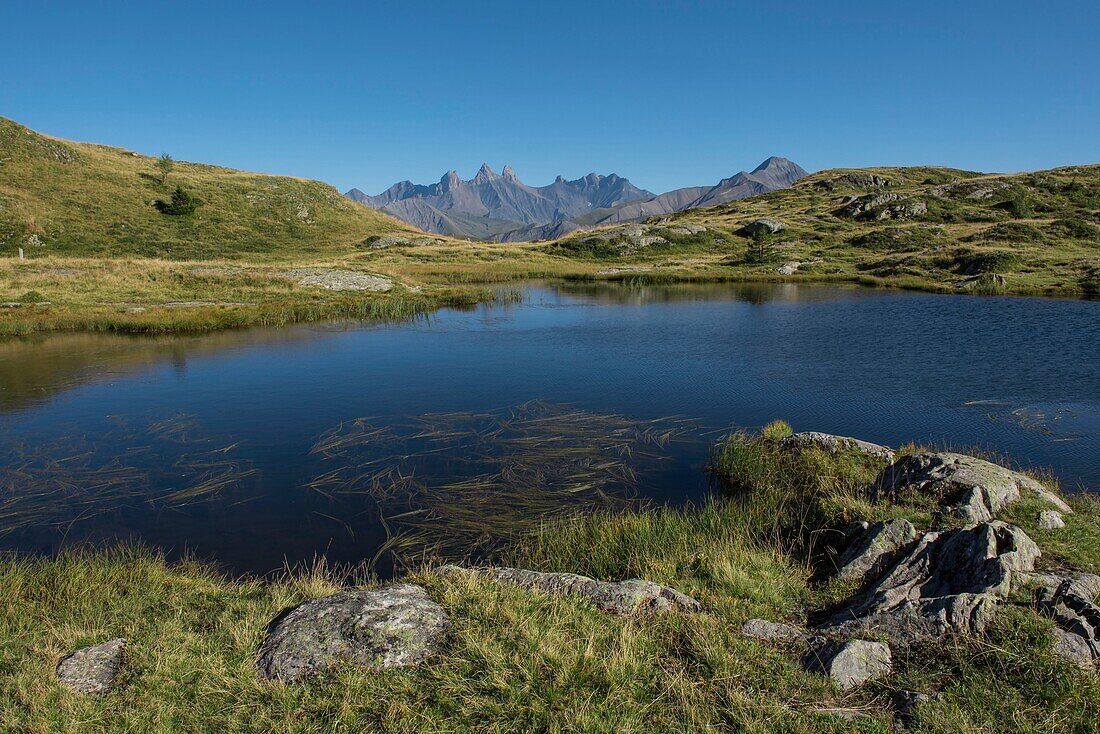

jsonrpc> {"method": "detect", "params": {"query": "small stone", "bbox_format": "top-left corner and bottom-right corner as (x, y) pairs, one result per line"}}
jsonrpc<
(256, 584), (449, 683)
(1038, 510), (1065, 530)
(57, 638), (125, 695)
(805, 639), (892, 690)
(741, 618), (805, 641)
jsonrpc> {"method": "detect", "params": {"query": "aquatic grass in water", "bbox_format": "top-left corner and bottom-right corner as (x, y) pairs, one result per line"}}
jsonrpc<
(0, 413), (258, 537)
(306, 401), (695, 567)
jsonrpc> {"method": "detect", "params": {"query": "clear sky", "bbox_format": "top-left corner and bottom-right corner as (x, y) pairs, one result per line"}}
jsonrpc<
(3, 1), (1097, 194)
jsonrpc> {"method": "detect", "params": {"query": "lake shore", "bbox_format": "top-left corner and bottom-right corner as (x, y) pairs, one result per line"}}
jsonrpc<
(3, 428), (1098, 731)
(1, 249), (1093, 338)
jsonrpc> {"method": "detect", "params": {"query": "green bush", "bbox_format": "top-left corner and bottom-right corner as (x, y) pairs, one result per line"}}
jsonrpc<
(966, 222), (1046, 243)
(1049, 217), (1100, 240)
(18, 290), (47, 303)
(955, 249), (1022, 274)
(153, 186), (200, 216)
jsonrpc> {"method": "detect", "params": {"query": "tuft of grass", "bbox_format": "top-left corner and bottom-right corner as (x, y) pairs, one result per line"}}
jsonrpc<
(761, 419), (794, 442)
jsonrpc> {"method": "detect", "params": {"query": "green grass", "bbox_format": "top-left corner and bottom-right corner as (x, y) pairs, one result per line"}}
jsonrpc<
(5, 428), (1097, 731)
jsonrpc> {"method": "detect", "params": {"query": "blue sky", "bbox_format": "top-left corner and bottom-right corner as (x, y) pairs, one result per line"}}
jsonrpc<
(2, 1), (1097, 194)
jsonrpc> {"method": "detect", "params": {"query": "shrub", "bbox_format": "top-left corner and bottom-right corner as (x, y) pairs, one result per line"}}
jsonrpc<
(761, 419), (793, 442)
(966, 222), (1045, 243)
(1049, 217), (1100, 240)
(18, 290), (47, 303)
(995, 193), (1036, 218)
(955, 249), (1022, 274)
(153, 186), (200, 216)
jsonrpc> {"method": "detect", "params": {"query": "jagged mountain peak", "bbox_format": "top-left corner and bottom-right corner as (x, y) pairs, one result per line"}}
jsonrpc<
(474, 163), (498, 182)
(502, 165), (519, 182)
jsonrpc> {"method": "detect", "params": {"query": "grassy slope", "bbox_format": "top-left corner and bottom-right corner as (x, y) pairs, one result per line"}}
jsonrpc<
(538, 164), (1100, 296)
(3, 431), (1098, 733)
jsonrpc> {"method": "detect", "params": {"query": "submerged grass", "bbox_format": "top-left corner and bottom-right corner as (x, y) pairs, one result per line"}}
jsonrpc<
(2, 425), (1099, 731)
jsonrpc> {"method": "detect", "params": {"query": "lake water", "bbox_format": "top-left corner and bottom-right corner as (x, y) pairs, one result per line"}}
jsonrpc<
(2, 283), (1099, 576)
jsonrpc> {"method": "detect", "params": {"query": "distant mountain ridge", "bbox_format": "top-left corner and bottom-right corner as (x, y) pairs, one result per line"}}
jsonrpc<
(347, 157), (808, 241)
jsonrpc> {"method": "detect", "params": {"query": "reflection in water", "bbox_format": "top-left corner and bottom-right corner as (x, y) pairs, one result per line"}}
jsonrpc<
(1, 282), (1099, 575)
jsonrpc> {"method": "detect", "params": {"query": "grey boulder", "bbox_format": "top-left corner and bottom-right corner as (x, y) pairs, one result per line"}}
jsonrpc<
(438, 565), (700, 615)
(1035, 578), (1100, 666)
(741, 618), (805, 641)
(821, 521), (1040, 642)
(805, 639), (892, 690)
(1038, 510), (1066, 530)
(57, 638), (125, 695)
(781, 431), (896, 463)
(739, 217), (786, 236)
(256, 584), (449, 683)
(874, 452), (1071, 523)
(833, 518), (920, 584)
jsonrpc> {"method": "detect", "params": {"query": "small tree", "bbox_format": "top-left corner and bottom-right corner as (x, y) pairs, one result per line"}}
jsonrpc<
(155, 153), (175, 185)
(154, 185), (199, 216)
(743, 229), (778, 265)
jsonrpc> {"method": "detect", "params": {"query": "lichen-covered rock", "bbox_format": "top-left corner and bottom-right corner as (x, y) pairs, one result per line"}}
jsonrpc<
(820, 521), (1040, 642)
(805, 639), (892, 690)
(874, 452), (1071, 522)
(57, 638), (125, 695)
(256, 585), (449, 683)
(837, 193), (927, 220)
(776, 261), (801, 275)
(1038, 510), (1066, 530)
(1035, 578), (1100, 666)
(739, 218), (786, 236)
(781, 432), (896, 463)
(741, 618), (805, 641)
(438, 565), (700, 615)
(833, 518), (919, 583)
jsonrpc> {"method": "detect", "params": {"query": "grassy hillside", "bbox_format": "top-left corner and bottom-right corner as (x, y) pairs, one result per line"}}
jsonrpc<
(0, 117), (411, 260)
(541, 164), (1100, 296)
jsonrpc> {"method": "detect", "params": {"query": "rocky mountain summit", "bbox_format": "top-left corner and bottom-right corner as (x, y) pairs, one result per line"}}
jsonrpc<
(346, 157), (807, 242)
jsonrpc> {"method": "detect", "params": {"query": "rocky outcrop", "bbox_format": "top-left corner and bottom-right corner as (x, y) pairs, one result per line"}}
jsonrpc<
(286, 269), (394, 292)
(781, 432), (896, 463)
(874, 452), (1072, 523)
(739, 218), (786, 236)
(57, 638), (125, 695)
(437, 565), (700, 615)
(833, 519), (920, 583)
(805, 639), (892, 690)
(821, 521), (1040, 642)
(814, 172), (893, 190)
(741, 618), (805, 641)
(776, 261), (801, 275)
(1035, 578), (1100, 666)
(837, 193), (927, 221)
(256, 585), (449, 683)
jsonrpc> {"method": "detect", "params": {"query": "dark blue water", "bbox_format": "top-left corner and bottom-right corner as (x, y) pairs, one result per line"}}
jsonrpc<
(2, 283), (1098, 575)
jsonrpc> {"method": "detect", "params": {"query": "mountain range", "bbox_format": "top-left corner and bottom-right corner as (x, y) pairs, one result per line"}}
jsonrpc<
(346, 157), (808, 241)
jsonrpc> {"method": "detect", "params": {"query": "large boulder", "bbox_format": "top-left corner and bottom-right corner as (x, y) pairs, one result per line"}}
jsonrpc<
(874, 452), (1071, 523)
(833, 518), (919, 584)
(438, 565), (700, 615)
(739, 218), (786, 236)
(820, 521), (1040, 642)
(256, 584), (449, 683)
(837, 193), (926, 220)
(781, 431), (895, 463)
(805, 639), (892, 690)
(57, 638), (125, 695)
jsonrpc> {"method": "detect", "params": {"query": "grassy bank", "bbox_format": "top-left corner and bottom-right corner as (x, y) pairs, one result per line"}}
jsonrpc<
(3, 429), (1098, 732)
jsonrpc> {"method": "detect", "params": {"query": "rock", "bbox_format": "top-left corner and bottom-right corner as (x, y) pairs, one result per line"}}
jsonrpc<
(956, 273), (1007, 289)
(820, 521), (1040, 642)
(634, 235), (668, 248)
(874, 452), (1072, 523)
(805, 639), (892, 691)
(741, 618), (805, 641)
(776, 261), (801, 275)
(1, 302), (22, 308)
(364, 235), (412, 249)
(1035, 579), (1100, 666)
(891, 690), (932, 731)
(781, 432), (896, 463)
(815, 172), (893, 190)
(837, 193), (926, 221)
(256, 584), (449, 683)
(57, 638), (125, 695)
(833, 519), (920, 584)
(739, 218), (786, 236)
(286, 268), (394, 292)
(1038, 510), (1066, 530)
(125, 306), (146, 314)
(1023, 571), (1100, 599)
(438, 565), (700, 615)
